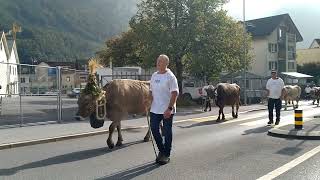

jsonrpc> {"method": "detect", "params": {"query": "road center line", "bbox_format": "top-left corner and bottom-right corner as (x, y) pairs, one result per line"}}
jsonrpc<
(257, 144), (320, 180)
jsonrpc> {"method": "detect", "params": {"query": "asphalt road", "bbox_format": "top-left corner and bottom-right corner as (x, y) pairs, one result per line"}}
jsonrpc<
(0, 103), (320, 180)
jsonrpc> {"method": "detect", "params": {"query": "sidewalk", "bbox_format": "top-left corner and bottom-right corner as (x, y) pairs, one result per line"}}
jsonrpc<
(269, 114), (320, 140)
(0, 104), (267, 150)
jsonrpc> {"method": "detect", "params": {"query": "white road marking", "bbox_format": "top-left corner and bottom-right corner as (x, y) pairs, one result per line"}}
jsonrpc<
(257, 144), (320, 180)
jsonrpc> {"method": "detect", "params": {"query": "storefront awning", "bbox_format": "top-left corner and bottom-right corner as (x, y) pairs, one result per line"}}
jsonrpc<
(281, 72), (313, 78)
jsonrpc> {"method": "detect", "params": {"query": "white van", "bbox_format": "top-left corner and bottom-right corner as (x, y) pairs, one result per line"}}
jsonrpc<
(182, 80), (206, 103)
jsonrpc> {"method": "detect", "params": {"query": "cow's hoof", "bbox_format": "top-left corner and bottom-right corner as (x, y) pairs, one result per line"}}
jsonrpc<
(116, 141), (123, 147)
(216, 119), (221, 122)
(107, 140), (114, 149)
(143, 136), (150, 142)
(234, 114), (238, 118)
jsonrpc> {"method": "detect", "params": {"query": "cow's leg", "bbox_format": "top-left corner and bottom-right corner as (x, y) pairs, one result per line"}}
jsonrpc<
(144, 129), (151, 142)
(116, 122), (123, 147)
(217, 105), (221, 121)
(296, 99), (299, 109)
(222, 107), (225, 120)
(292, 100), (295, 109)
(107, 121), (117, 149)
(232, 105), (236, 118)
(144, 112), (151, 142)
(317, 99), (319, 107)
(235, 101), (239, 118)
(285, 100), (288, 110)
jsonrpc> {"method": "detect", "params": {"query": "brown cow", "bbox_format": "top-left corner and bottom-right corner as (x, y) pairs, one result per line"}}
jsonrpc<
(283, 85), (301, 110)
(205, 83), (241, 122)
(310, 87), (320, 106)
(77, 78), (153, 149)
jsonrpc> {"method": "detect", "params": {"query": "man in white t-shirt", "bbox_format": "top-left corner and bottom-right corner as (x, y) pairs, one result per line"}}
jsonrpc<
(305, 85), (311, 100)
(266, 70), (285, 125)
(150, 54), (179, 165)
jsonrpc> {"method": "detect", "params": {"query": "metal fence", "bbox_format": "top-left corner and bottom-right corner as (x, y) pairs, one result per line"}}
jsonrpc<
(0, 62), (88, 127)
(221, 74), (268, 104)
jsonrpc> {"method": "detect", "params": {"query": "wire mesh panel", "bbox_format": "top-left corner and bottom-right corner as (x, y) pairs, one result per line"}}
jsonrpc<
(61, 68), (88, 122)
(20, 64), (59, 125)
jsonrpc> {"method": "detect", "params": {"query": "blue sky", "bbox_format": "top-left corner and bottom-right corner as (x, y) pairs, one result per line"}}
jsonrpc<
(224, 0), (320, 49)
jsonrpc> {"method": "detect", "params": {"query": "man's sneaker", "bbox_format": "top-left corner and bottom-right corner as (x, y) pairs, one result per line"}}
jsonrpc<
(157, 155), (170, 165)
(275, 120), (280, 125)
(267, 121), (273, 125)
(155, 152), (163, 163)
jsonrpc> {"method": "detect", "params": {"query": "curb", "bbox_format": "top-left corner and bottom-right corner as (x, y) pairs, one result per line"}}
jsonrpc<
(0, 107), (267, 150)
(268, 128), (320, 140)
(268, 112), (320, 140)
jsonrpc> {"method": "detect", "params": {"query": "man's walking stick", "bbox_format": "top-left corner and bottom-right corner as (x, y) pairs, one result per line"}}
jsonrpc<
(146, 112), (158, 159)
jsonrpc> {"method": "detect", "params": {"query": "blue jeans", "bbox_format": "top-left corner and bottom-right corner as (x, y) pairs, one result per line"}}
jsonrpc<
(268, 98), (282, 122)
(150, 112), (173, 157)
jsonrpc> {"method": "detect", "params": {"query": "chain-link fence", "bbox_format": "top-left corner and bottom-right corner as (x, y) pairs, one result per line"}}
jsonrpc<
(0, 62), (91, 127)
(60, 67), (88, 122)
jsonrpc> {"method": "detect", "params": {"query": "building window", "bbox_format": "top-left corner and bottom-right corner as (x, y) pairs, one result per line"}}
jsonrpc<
(269, 61), (278, 70)
(268, 43), (278, 53)
(279, 28), (282, 38)
(288, 46), (296, 60)
(288, 62), (295, 70)
(21, 78), (25, 83)
(66, 76), (70, 82)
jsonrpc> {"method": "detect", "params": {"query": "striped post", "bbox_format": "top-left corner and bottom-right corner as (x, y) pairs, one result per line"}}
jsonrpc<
(295, 109), (303, 130)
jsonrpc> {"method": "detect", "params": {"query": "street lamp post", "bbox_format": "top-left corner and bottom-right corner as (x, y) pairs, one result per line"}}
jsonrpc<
(243, 0), (247, 105)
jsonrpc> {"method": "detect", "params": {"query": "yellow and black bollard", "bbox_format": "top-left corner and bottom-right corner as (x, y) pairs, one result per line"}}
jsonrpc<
(295, 109), (303, 130)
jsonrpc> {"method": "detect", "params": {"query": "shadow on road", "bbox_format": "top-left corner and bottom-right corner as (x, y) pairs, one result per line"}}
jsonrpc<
(177, 117), (240, 129)
(275, 124), (320, 156)
(177, 119), (223, 129)
(0, 140), (145, 176)
(242, 126), (272, 135)
(96, 161), (160, 180)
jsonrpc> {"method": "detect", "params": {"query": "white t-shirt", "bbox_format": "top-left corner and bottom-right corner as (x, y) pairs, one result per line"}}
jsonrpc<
(150, 69), (179, 114)
(305, 87), (311, 94)
(266, 78), (285, 99)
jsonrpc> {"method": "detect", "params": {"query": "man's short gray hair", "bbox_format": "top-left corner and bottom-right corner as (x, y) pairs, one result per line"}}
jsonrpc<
(158, 54), (170, 64)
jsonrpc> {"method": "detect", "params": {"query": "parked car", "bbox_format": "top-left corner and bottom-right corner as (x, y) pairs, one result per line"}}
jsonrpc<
(67, 88), (84, 98)
(181, 80), (206, 104)
(44, 91), (58, 96)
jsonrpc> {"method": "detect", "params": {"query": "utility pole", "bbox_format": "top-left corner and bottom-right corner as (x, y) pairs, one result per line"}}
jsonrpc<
(243, 0), (247, 105)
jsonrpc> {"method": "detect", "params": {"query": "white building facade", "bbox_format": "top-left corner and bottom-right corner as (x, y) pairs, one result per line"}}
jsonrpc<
(0, 31), (20, 97)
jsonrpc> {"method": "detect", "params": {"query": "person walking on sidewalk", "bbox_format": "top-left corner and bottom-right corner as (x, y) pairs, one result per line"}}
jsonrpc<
(150, 54), (179, 165)
(203, 84), (212, 112)
(266, 70), (285, 125)
(305, 85), (312, 100)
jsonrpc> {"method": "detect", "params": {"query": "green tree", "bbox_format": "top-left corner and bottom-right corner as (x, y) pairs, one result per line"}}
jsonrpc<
(97, 30), (143, 67)
(100, 0), (252, 93)
(297, 63), (320, 84)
